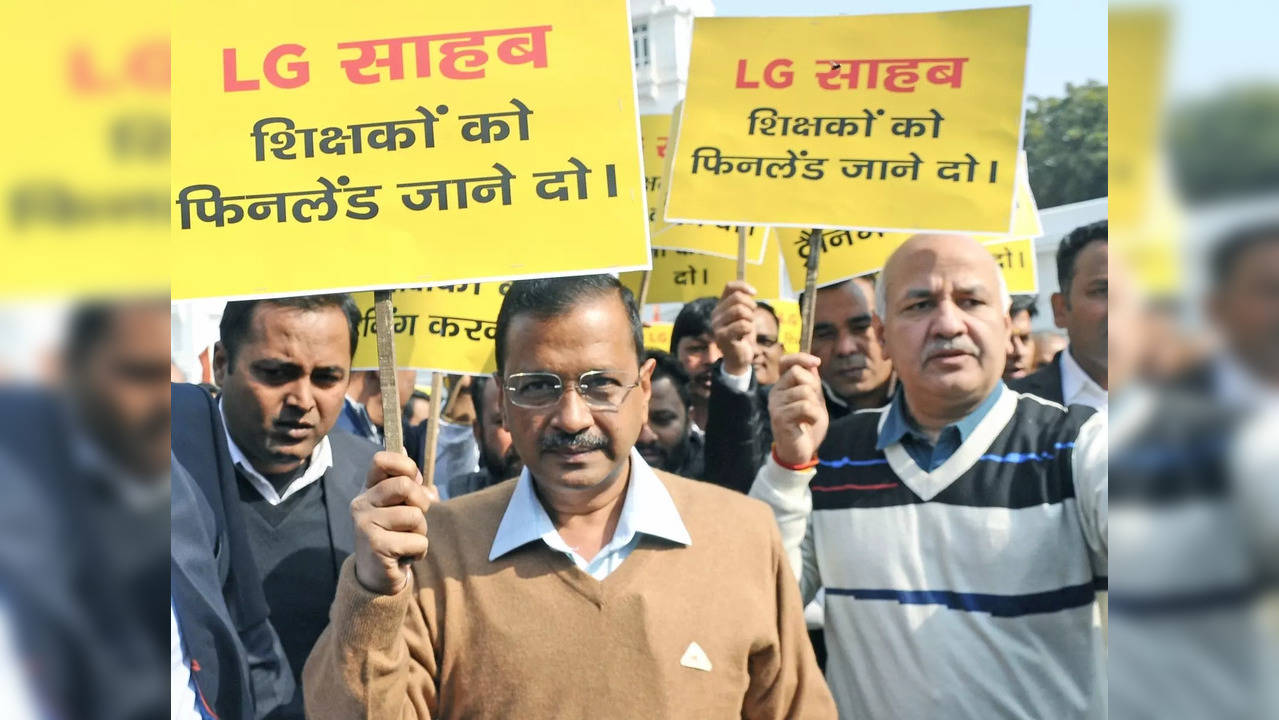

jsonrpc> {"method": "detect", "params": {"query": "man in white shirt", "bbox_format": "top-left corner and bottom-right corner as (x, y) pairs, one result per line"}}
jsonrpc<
(1011, 220), (1109, 409)
(213, 294), (377, 720)
(1202, 222), (1279, 408)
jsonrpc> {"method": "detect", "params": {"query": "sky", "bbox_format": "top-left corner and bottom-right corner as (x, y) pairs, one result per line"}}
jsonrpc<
(713, 0), (1106, 100)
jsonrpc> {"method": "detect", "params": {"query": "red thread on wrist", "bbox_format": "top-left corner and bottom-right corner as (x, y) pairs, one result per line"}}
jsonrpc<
(772, 444), (819, 471)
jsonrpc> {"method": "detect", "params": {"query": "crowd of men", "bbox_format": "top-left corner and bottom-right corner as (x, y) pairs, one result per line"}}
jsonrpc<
(5, 218), (1277, 718)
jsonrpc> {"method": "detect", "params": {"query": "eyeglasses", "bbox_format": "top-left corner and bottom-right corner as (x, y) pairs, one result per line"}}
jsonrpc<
(503, 370), (641, 410)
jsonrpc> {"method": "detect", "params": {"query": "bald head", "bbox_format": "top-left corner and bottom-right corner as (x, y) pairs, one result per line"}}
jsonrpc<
(873, 234), (1014, 430)
(876, 234), (1010, 320)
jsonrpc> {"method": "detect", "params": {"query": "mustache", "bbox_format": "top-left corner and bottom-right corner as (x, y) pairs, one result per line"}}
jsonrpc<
(830, 354), (868, 371)
(923, 336), (981, 361)
(539, 429), (609, 453)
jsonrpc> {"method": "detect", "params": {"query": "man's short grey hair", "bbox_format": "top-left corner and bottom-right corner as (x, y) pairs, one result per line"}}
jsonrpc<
(874, 264), (1011, 318)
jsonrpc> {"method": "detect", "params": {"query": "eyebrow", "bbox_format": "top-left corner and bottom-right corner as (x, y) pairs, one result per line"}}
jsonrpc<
(251, 358), (298, 369)
(902, 288), (937, 302)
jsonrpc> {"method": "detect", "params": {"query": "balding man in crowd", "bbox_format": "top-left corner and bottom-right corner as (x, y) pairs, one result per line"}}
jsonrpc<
(752, 235), (1107, 719)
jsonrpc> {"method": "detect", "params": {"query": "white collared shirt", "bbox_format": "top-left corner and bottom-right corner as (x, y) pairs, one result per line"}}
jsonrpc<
(1214, 353), (1279, 409)
(170, 601), (204, 720)
(1060, 346), (1108, 410)
(488, 449), (691, 580)
(0, 601), (43, 720)
(219, 402), (333, 506)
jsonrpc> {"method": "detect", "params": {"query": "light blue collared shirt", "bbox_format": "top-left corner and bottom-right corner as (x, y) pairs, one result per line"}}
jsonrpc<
(877, 382), (1005, 471)
(488, 449), (692, 580)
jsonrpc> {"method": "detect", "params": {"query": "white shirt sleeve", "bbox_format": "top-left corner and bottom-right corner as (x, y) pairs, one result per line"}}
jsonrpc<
(1072, 410), (1108, 572)
(0, 601), (43, 720)
(1232, 407), (1279, 576)
(718, 364), (753, 394)
(170, 600), (206, 720)
(750, 455), (821, 604)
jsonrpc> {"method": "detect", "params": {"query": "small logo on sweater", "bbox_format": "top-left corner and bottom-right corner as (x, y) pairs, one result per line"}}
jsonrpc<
(680, 642), (712, 672)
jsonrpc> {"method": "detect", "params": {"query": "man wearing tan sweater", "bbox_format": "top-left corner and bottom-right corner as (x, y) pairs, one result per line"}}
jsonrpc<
(303, 275), (835, 719)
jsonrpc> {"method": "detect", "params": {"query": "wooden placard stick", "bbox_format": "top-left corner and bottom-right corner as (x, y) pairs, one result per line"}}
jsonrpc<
(799, 228), (822, 353)
(421, 372), (445, 488)
(736, 226), (748, 281)
(373, 290), (405, 454)
(637, 269), (653, 308)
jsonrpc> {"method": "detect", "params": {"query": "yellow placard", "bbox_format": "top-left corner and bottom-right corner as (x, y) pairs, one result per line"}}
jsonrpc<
(770, 299), (802, 353)
(645, 106), (768, 261)
(975, 152), (1042, 238)
(1109, 6), (1181, 298)
(621, 244), (781, 305)
(778, 229), (912, 288)
(641, 114), (673, 235)
(778, 228), (1037, 294)
(0, 1), (169, 297)
(984, 237), (1037, 294)
(654, 224), (770, 263)
(173, 0), (648, 300)
(665, 7), (1029, 233)
(642, 322), (673, 352)
(1109, 6), (1168, 233)
(350, 282), (507, 374)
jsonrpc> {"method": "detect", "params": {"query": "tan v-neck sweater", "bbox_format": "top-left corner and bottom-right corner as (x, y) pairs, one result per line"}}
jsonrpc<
(302, 470), (835, 719)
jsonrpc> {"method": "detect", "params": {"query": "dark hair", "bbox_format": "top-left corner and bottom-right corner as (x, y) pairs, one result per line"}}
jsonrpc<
(1211, 221), (1279, 289)
(645, 349), (692, 409)
(755, 300), (780, 332)
(64, 298), (168, 366)
(494, 275), (642, 375)
(669, 296), (717, 354)
(1056, 220), (1108, 297)
(470, 375), (490, 428)
(65, 303), (117, 366)
(219, 294), (362, 369)
(1009, 294), (1039, 319)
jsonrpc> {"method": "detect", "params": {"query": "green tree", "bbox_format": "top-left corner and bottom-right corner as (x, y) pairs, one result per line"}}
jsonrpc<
(1169, 83), (1279, 203)
(1023, 81), (1109, 208)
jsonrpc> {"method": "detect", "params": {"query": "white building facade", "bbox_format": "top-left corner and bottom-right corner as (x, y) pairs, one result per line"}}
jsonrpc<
(631, 0), (715, 116)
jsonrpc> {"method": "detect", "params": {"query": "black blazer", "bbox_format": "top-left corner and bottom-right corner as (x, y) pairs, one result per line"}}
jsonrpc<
(0, 388), (168, 720)
(172, 453), (295, 720)
(1008, 351), (1065, 405)
(171, 383), (306, 718)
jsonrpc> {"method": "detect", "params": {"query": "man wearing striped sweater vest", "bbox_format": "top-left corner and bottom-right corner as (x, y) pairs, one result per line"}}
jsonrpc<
(304, 275), (835, 719)
(752, 235), (1108, 719)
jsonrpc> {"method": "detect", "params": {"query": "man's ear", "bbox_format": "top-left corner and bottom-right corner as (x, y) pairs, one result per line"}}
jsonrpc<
(1050, 292), (1069, 330)
(872, 314), (890, 361)
(638, 357), (656, 417)
(639, 357), (657, 391)
(212, 341), (230, 386)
